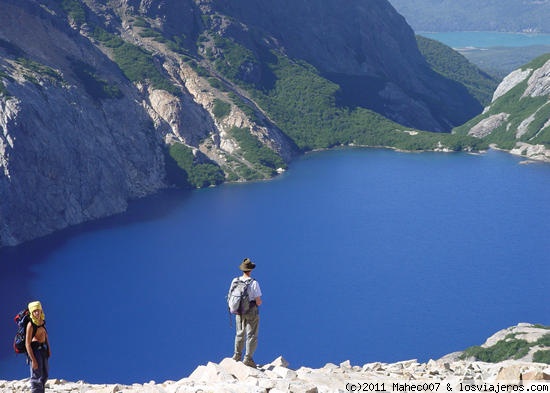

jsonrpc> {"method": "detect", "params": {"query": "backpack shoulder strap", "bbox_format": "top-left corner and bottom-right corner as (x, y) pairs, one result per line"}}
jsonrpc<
(234, 276), (254, 284)
(228, 277), (241, 294)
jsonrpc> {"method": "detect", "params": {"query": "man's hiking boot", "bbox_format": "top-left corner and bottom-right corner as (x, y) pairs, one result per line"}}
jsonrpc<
(243, 357), (257, 368)
(232, 353), (242, 362)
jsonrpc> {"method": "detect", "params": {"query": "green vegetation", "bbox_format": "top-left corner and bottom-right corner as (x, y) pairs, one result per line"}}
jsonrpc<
(212, 98), (231, 119)
(201, 33), (487, 153)
(136, 27), (190, 56)
(523, 53), (550, 71)
(461, 331), (550, 364)
(14, 58), (63, 88)
(91, 27), (179, 94)
(249, 53), (486, 152)
(454, 54), (550, 149)
(138, 28), (167, 42)
(165, 36), (191, 56)
(207, 77), (226, 91)
(69, 59), (122, 101)
(538, 334), (550, 346)
(461, 338), (531, 362)
(187, 60), (210, 77)
(230, 126), (286, 176)
(228, 93), (263, 124)
(210, 36), (261, 86)
(81, 9), (191, 90)
(2, 4), (516, 189)
(416, 35), (498, 106)
(250, 56), (343, 149)
(18, 58), (61, 81)
(90, 27), (125, 48)
(533, 350), (550, 364)
(168, 143), (225, 188)
(61, 0), (86, 27)
(0, 39), (62, 91)
(132, 17), (149, 28)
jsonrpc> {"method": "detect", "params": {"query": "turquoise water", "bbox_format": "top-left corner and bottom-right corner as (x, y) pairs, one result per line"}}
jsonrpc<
(0, 148), (549, 384)
(419, 31), (550, 48)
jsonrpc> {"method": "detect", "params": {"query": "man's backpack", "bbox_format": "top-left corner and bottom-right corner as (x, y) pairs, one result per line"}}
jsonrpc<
(227, 278), (254, 315)
(13, 308), (38, 354)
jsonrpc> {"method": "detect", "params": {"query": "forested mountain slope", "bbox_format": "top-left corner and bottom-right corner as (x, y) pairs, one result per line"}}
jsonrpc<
(454, 54), (550, 161)
(0, 0), (491, 247)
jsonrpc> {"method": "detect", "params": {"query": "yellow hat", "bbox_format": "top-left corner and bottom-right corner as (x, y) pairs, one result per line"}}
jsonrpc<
(28, 301), (45, 326)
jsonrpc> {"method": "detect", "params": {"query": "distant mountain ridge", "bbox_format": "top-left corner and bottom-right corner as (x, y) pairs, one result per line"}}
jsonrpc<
(415, 36), (498, 106)
(389, 0), (550, 33)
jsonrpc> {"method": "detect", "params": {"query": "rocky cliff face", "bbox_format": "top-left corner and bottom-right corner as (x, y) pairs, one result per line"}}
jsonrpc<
(458, 55), (550, 162)
(0, 0), (168, 246)
(0, 0), (485, 247)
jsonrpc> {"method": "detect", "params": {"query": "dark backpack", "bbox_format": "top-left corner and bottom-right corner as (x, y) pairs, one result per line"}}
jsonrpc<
(13, 308), (38, 354)
(227, 277), (254, 315)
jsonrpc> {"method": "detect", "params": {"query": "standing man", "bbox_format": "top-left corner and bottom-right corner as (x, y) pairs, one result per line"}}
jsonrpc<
(25, 301), (50, 393)
(229, 258), (262, 368)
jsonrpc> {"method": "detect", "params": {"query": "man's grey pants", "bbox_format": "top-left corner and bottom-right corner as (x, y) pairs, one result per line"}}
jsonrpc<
(234, 311), (259, 361)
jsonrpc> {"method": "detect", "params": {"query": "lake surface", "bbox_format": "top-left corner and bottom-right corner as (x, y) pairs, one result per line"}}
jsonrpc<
(1, 148), (549, 384)
(419, 31), (550, 48)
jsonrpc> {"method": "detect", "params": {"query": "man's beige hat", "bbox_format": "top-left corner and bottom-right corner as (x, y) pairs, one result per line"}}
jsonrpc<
(239, 258), (256, 272)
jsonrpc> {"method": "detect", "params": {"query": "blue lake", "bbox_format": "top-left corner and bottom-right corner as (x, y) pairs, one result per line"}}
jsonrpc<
(1, 148), (549, 384)
(419, 31), (550, 48)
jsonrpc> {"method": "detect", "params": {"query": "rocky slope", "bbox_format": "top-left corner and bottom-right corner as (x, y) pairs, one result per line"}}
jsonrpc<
(0, 0), (295, 247)
(2, 358), (549, 393)
(0, 0), (489, 247)
(454, 54), (550, 162)
(1, 324), (549, 393)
